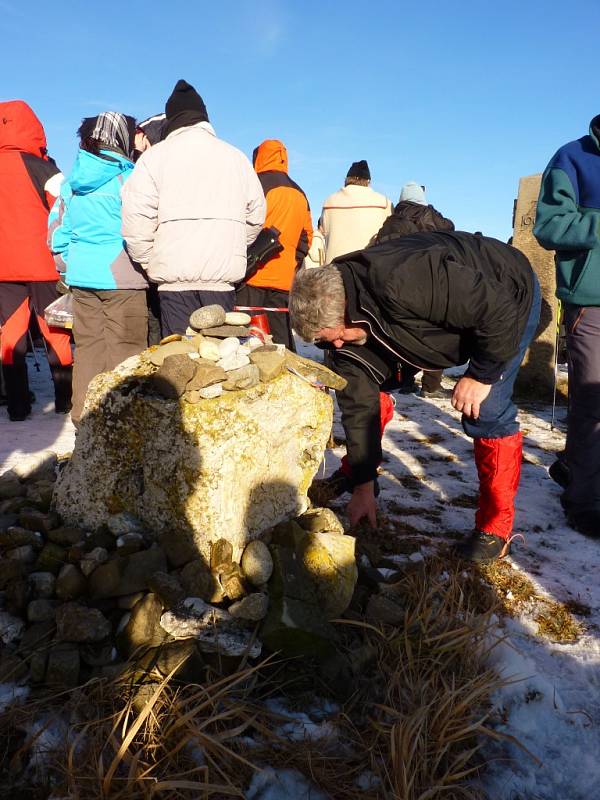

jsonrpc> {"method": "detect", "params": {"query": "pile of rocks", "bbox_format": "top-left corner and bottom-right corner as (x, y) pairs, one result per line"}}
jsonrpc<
(0, 452), (357, 689)
(149, 305), (288, 402)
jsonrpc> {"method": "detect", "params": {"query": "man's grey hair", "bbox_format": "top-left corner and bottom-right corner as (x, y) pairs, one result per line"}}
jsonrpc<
(289, 265), (346, 342)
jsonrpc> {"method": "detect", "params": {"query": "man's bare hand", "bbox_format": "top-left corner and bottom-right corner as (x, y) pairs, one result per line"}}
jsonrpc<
(347, 481), (377, 527)
(452, 376), (492, 419)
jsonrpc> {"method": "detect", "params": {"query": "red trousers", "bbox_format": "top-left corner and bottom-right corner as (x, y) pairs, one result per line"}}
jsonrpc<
(0, 281), (72, 368)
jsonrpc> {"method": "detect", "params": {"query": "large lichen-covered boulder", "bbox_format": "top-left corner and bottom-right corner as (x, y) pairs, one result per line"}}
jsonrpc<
(53, 354), (332, 561)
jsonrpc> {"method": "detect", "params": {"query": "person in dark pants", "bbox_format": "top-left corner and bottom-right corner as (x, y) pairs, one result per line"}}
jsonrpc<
(534, 113), (600, 537)
(290, 231), (540, 562)
(50, 112), (148, 425)
(0, 100), (72, 421)
(236, 139), (313, 350)
(122, 79), (266, 336)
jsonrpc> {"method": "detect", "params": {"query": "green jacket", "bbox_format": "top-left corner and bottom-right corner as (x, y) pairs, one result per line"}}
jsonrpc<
(534, 115), (600, 306)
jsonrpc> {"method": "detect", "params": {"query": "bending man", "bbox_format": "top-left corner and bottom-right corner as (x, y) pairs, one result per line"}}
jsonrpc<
(289, 230), (540, 562)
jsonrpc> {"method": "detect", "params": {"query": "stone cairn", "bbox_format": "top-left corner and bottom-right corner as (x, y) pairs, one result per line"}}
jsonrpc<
(0, 306), (358, 688)
(150, 306), (287, 399)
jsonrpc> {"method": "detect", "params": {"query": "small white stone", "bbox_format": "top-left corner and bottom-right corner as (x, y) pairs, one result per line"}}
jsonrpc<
(218, 337), (240, 358)
(199, 383), (223, 399)
(246, 337), (264, 351)
(225, 311), (252, 326)
(238, 343), (251, 355)
(198, 340), (221, 362)
(217, 353), (250, 372)
(188, 352), (200, 360)
(185, 326), (196, 337)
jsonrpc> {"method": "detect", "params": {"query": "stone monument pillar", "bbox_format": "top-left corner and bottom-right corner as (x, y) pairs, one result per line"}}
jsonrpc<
(512, 173), (565, 400)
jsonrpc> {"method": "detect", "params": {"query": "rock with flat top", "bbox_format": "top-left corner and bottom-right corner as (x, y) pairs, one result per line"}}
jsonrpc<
(151, 354), (196, 399)
(187, 362), (227, 390)
(297, 508), (345, 535)
(149, 339), (197, 366)
(54, 354), (332, 562)
(161, 599), (262, 658)
(222, 363), (259, 390)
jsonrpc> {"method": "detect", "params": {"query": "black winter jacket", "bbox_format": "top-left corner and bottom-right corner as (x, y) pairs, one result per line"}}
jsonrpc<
(328, 230), (535, 484)
(371, 201), (455, 244)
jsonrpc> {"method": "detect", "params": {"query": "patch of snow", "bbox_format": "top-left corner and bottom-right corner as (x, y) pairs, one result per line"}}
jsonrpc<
(246, 767), (329, 800)
(0, 351), (76, 474)
(265, 697), (339, 743)
(0, 682), (29, 713)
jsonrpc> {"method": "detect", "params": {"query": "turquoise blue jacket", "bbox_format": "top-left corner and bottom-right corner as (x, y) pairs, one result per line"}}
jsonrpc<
(49, 148), (147, 290)
(534, 115), (600, 306)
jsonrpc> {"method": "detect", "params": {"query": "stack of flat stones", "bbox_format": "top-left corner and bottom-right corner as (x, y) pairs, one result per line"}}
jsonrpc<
(148, 305), (287, 403)
(0, 452), (352, 690)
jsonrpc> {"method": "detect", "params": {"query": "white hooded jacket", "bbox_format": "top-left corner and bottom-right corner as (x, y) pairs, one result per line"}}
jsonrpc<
(121, 122), (266, 291)
(321, 184), (392, 262)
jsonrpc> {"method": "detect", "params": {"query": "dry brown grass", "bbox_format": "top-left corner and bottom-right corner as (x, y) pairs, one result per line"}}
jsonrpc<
(477, 561), (585, 643)
(0, 559), (509, 800)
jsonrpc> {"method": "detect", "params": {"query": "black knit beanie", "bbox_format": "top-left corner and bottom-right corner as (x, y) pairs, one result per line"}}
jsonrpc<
(346, 160), (371, 181)
(165, 79), (208, 120)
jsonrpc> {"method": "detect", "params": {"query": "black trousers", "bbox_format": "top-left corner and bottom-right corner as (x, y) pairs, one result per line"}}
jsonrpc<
(159, 289), (235, 336)
(235, 284), (295, 351)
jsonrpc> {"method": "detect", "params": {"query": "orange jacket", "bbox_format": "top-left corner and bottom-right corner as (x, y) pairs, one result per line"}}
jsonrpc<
(247, 139), (312, 292)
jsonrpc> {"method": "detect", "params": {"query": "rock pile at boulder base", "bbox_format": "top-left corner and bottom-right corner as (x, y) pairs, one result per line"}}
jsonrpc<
(0, 413), (358, 688)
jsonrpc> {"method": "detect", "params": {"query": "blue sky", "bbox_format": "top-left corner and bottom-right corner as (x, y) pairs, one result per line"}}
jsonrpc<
(2, 0), (598, 240)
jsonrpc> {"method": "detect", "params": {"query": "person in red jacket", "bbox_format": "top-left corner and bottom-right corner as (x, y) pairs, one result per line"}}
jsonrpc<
(0, 100), (73, 421)
(236, 139), (313, 350)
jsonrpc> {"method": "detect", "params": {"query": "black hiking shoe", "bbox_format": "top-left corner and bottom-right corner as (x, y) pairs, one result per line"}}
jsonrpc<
(549, 458), (570, 489)
(567, 511), (600, 538)
(455, 531), (511, 562)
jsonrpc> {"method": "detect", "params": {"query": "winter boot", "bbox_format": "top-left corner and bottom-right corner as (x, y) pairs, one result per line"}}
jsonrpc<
(51, 364), (73, 414)
(455, 531), (512, 562)
(455, 432), (523, 561)
(3, 363), (32, 421)
(549, 453), (570, 489)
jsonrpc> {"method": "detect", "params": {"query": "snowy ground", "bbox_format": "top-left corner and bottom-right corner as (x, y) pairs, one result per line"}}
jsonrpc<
(1, 348), (599, 799)
(0, 352), (75, 472)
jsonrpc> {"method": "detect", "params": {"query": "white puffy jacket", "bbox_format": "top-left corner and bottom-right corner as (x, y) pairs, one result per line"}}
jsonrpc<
(121, 122), (266, 291)
(321, 184), (392, 262)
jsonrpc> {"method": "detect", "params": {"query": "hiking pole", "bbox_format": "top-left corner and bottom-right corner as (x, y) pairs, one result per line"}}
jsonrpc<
(550, 301), (562, 431)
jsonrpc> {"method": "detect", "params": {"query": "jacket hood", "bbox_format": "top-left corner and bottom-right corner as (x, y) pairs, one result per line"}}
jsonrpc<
(0, 100), (47, 156)
(590, 115), (600, 150)
(253, 139), (288, 173)
(69, 148), (133, 194)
